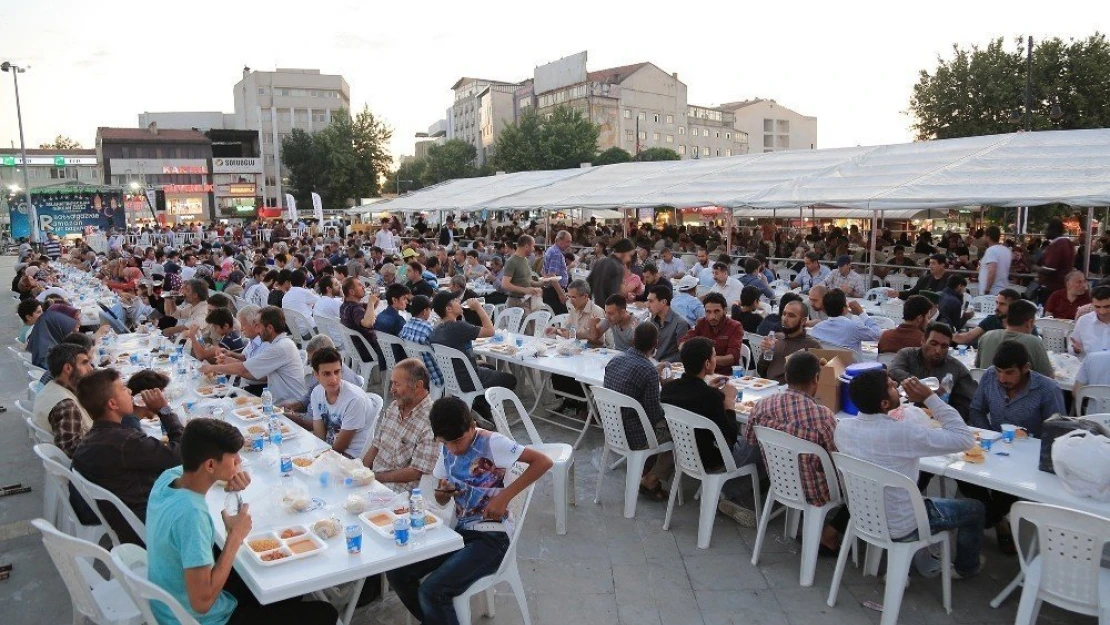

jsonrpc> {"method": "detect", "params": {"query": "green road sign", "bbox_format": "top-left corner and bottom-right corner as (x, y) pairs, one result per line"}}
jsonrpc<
(54, 156), (66, 166)
(1, 156), (15, 167)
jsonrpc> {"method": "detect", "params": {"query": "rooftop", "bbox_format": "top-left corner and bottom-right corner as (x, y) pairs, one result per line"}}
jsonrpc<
(97, 126), (212, 144)
(587, 62), (649, 84)
(0, 148), (96, 156)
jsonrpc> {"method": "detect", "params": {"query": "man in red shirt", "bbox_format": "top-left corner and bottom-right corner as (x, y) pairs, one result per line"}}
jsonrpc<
(877, 295), (934, 354)
(680, 292), (744, 375)
(1044, 270), (1091, 320)
(1036, 218), (1075, 301)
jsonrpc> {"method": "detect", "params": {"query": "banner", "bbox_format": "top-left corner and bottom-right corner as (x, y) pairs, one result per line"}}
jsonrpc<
(284, 193), (297, 221)
(9, 188), (127, 239)
(311, 192), (324, 222)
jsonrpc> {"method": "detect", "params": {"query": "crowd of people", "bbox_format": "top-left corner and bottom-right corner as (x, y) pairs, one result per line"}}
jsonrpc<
(13, 210), (1109, 623)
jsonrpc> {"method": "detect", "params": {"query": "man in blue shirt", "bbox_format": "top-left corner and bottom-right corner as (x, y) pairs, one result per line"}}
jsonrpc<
(936, 275), (974, 332)
(374, 283), (411, 336)
(809, 288), (882, 356)
(791, 252), (831, 293)
(671, 275), (705, 327)
(738, 257), (775, 300)
(146, 418), (336, 625)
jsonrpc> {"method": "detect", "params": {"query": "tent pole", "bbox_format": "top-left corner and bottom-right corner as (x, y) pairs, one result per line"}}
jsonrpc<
(545, 208), (551, 246)
(1085, 205), (1094, 277)
(726, 209), (733, 255)
(868, 208), (878, 289)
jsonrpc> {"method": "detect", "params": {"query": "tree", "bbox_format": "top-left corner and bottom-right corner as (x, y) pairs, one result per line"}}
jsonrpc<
(593, 146), (632, 166)
(384, 158), (427, 195)
(493, 107), (600, 172)
(421, 139), (479, 185)
(909, 34), (1110, 141)
(281, 105), (393, 209)
(38, 135), (81, 149)
(634, 147), (681, 162)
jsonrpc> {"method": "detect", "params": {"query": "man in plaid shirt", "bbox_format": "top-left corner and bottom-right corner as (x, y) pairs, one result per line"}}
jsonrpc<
(361, 358), (438, 493)
(542, 230), (572, 314)
(602, 322), (673, 499)
(745, 351), (847, 551)
(398, 295), (442, 388)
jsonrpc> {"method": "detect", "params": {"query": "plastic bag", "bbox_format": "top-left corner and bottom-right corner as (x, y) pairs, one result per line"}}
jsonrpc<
(1051, 430), (1110, 502)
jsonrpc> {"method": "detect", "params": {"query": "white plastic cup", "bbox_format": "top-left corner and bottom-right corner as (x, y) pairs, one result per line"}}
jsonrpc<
(1000, 423), (1017, 443)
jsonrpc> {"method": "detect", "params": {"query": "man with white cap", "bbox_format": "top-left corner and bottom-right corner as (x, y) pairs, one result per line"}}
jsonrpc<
(671, 275), (705, 327)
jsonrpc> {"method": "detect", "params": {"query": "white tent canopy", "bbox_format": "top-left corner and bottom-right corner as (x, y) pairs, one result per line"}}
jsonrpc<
(370, 129), (1110, 214)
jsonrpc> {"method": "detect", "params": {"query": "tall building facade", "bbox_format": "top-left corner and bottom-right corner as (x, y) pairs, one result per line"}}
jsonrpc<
(139, 67), (350, 208)
(442, 53), (816, 163)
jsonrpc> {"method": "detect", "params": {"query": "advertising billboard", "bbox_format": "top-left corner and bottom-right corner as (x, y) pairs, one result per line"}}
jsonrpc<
(534, 51), (588, 95)
(9, 187), (127, 239)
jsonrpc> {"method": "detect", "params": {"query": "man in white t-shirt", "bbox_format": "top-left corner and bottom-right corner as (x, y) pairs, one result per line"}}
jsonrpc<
(307, 346), (380, 459)
(312, 275), (343, 319)
(977, 225), (1011, 295)
(201, 306), (307, 405)
(281, 269), (319, 329)
(708, 262), (744, 306)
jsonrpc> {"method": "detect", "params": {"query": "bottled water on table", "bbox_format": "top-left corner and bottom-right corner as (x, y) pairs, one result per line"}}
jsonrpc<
(409, 488), (427, 546)
(261, 387), (274, 415)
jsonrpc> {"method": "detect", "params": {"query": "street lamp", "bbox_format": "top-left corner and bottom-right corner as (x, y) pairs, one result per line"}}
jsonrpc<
(1, 61), (36, 243)
(1009, 37), (1066, 131)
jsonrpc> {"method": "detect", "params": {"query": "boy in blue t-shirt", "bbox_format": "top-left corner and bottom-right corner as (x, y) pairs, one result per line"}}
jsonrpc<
(146, 418), (336, 625)
(386, 397), (552, 625)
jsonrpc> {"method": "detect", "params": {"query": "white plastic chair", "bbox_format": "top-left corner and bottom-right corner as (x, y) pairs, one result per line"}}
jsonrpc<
(880, 298), (905, 320)
(747, 334), (766, 366)
(520, 310), (552, 337)
(280, 306), (316, 348)
(827, 453), (952, 625)
(885, 274), (911, 292)
(30, 519), (143, 625)
(338, 326), (378, 388)
(401, 341), (445, 399)
(432, 344), (486, 409)
(28, 378), (42, 401)
(485, 388), (575, 535)
(452, 462), (536, 625)
(494, 306), (524, 334)
(313, 314), (348, 354)
(871, 315), (897, 330)
(375, 332), (408, 406)
(864, 287), (889, 304)
(1073, 384), (1110, 416)
(1078, 413), (1110, 429)
(70, 468), (147, 546)
(590, 386), (676, 519)
(970, 367), (987, 383)
(970, 295), (997, 316)
(110, 543), (201, 625)
(1008, 502), (1110, 625)
(481, 303), (496, 320)
(877, 352), (897, 366)
(24, 413), (53, 445)
(661, 404), (761, 549)
(750, 427), (843, 586)
(1035, 318), (1073, 354)
(8, 344), (32, 365)
(34, 443), (109, 542)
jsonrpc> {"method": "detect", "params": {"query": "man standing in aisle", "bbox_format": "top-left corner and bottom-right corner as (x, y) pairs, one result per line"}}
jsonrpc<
(501, 235), (544, 311)
(1033, 218), (1075, 303)
(542, 230), (572, 314)
(977, 226), (1011, 296)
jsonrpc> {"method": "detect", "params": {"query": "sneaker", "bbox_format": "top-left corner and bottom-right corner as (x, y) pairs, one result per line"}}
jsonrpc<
(951, 555), (987, 580)
(717, 500), (756, 528)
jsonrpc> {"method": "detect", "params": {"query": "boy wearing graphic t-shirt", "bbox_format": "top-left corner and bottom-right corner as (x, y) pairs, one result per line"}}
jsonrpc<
(385, 397), (552, 625)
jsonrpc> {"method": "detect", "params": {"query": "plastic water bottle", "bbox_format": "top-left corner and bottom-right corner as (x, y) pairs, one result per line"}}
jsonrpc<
(268, 414), (283, 447)
(261, 387), (273, 415)
(1036, 304), (1044, 319)
(939, 373), (954, 403)
(409, 488), (427, 546)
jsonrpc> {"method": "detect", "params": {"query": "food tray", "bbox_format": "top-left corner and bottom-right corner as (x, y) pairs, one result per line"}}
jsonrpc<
(740, 377), (779, 390)
(232, 406), (267, 421)
(242, 422), (300, 440)
(243, 525), (327, 566)
(195, 384), (231, 397)
(232, 396), (264, 408)
(359, 508), (443, 539)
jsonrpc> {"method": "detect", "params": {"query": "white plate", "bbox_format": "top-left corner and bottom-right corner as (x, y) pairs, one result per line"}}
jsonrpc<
(359, 508), (442, 539)
(243, 525), (327, 566)
(241, 422), (300, 440)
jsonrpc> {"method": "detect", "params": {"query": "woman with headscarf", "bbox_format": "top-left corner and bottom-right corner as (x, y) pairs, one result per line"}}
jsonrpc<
(26, 305), (81, 369)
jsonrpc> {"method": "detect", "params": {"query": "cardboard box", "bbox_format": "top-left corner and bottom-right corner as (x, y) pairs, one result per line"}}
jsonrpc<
(806, 348), (856, 413)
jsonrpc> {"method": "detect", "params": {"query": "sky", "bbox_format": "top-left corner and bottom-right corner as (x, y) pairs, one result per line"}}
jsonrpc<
(1, 0), (1106, 164)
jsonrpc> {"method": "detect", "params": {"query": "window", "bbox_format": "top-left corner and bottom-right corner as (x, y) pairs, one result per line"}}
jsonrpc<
(666, 134), (673, 143)
(715, 132), (720, 138)
(763, 135), (775, 148)
(678, 127), (685, 135)
(777, 119), (790, 133)
(258, 87), (267, 95)
(638, 131), (647, 140)
(666, 114), (674, 124)
(638, 112), (646, 121)
(764, 119), (775, 133)
(652, 133), (660, 142)
(725, 148), (732, 157)
(716, 149), (721, 156)
(678, 145), (686, 155)
(704, 129), (711, 137)
(725, 133), (731, 140)
(623, 109), (631, 119)
(312, 111), (327, 122)
(653, 114), (659, 123)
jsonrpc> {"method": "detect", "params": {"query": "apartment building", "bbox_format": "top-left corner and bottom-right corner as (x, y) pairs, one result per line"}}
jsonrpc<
(718, 98), (817, 153)
(0, 148), (100, 188)
(139, 67), (350, 208)
(414, 119), (448, 160)
(448, 77), (522, 165)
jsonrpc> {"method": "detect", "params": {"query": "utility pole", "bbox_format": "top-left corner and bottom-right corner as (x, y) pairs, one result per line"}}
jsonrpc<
(2, 62), (36, 243)
(1023, 35), (1033, 132)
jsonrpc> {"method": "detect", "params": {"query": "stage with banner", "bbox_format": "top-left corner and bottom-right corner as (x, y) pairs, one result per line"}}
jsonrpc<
(9, 183), (128, 239)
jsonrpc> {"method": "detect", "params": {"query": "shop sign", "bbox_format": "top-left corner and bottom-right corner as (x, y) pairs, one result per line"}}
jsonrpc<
(637, 207), (654, 221)
(164, 184), (213, 193)
(1, 155), (98, 166)
(162, 165), (207, 174)
(216, 183), (257, 197)
(9, 189), (126, 239)
(212, 157), (262, 174)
